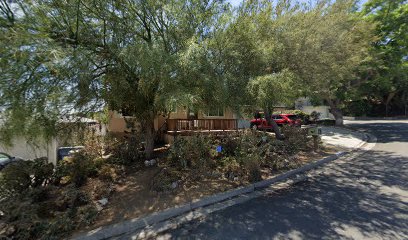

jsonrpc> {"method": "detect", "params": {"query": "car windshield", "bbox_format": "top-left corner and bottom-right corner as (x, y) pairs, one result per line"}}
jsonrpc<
(287, 115), (299, 120)
(0, 153), (10, 164)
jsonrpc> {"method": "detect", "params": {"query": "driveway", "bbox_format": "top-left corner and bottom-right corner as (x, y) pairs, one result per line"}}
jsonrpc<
(153, 120), (408, 240)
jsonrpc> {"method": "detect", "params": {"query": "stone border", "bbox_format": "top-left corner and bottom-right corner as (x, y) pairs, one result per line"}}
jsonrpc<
(72, 130), (375, 240)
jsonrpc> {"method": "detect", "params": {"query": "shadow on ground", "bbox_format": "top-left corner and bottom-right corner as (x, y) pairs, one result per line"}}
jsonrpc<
(348, 121), (408, 144)
(157, 148), (408, 240)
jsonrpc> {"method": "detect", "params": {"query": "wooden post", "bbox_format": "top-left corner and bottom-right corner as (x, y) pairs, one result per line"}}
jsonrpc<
(313, 135), (319, 152)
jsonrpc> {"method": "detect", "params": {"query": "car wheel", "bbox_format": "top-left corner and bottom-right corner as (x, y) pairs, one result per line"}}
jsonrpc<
(251, 124), (258, 130)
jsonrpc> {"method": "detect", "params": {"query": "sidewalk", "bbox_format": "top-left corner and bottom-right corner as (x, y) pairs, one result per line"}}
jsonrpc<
(321, 126), (366, 150)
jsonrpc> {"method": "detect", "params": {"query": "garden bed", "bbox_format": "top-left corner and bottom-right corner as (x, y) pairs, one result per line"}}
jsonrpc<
(82, 144), (340, 232)
(0, 127), (344, 239)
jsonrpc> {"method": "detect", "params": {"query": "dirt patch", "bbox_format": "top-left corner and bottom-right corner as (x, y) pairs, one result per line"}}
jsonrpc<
(77, 143), (343, 233)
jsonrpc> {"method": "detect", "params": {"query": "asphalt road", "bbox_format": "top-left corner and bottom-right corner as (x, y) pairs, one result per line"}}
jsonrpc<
(155, 120), (408, 240)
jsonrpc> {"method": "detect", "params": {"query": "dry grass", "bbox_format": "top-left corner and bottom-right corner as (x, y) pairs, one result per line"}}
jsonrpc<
(76, 143), (343, 233)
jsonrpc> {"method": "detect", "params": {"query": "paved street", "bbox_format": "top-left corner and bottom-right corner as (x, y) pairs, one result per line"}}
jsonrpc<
(155, 120), (408, 240)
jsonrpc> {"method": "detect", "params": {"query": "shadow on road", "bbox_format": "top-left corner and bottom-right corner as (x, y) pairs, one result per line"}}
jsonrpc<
(348, 121), (408, 144)
(160, 149), (408, 240)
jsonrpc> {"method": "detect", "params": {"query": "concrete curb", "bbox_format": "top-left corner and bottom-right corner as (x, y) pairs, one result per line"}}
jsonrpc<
(344, 116), (408, 120)
(72, 129), (374, 240)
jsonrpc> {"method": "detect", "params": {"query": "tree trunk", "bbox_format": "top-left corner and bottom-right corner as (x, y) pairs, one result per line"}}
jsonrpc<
(327, 99), (343, 126)
(264, 108), (285, 140)
(385, 91), (397, 117)
(142, 117), (155, 160)
(405, 104), (407, 117)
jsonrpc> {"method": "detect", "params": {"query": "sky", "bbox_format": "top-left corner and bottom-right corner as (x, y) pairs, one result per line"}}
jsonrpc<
(227, 0), (369, 8)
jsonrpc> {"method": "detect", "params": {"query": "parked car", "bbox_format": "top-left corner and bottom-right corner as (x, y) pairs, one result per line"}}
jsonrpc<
(250, 113), (302, 130)
(0, 152), (23, 170)
(57, 146), (85, 161)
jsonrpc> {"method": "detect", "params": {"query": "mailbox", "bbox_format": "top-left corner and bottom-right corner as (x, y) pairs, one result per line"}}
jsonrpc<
(308, 126), (322, 136)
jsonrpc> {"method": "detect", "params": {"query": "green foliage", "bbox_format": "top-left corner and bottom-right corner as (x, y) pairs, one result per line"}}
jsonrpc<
(168, 135), (213, 172)
(98, 164), (120, 182)
(0, 0), (232, 159)
(247, 69), (297, 110)
(30, 157), (54, 187)
(107, 136), (144, 165)
(0, 161), (32, 197)
(309, 111), (321, 122)
(0, 158), (54, 197)
(0, 186), (97, 240)
(55, 151), (94, 187)
(316, 119), (336, 126)
(166, 128), (311, 182)
(348, 0), (408, 116)
(285, 110), (311, 123)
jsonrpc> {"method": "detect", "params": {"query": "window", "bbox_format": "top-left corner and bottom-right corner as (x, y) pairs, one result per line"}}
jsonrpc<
(206, 108), (224, 117)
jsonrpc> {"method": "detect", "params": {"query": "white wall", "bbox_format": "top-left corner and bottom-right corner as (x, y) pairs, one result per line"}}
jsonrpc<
(0, 137), (58, 165)
(301, 106), (334, 119)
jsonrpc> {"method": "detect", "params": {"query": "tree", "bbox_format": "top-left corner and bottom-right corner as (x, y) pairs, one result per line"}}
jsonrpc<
(247, 70), (297, 139)
(262, 0), (375, 125)
(355, 0), (408, 116)
(0, 0), (230, 159)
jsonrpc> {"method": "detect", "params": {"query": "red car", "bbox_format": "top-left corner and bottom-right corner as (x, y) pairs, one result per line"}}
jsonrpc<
(250, 113), (301, 130)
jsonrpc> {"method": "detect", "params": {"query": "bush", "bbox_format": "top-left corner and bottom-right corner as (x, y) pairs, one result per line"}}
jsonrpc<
(107, 136), (144, 165)
(0, 161), (32, 197)
(292, 110), (311, 124)
(267, 156), (301, 171)
(98, 164), (120, 182)
(317, 119), (336, 126)
(310, 111), (321, 122)
(220, 134), (240, 157)
(55, 151), (94, 187)
(245, 157), (262, 183)
(151, 168), (180, 192)
(220, 156), (242, 180)
(30, 157), (54, 187)
(281, 126), (311, 153)
(0, 186), (97, 240)
(168, 135), (213, 172)
(0, 158), (54, 198)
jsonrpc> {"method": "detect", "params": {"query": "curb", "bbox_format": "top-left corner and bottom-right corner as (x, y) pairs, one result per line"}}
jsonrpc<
(344, 116), (408, 120)
(72, 130), (374, 240)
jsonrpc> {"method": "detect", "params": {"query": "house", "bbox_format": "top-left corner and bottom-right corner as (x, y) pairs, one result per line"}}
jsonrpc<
(0, 117), (105, 165)
(107, 107), (242, 143)
(295, 97), (334, 119)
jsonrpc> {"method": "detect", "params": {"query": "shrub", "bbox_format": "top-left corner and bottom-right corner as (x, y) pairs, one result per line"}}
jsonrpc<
(76, 205), (98, 227)
(55, 151), (93, 187)
(292, 110), (311, 124)
(0, 161), (32, 197)
(151, 168), (180, 192)
(82, 133), (105, 160)
(268, 156), (301, 171)
(220, 156), (242, 180)
(220, 134), (240, 157)
(98, 164), (120, 182)
(310, 111), (321, 122)
(30, 157), (54, 187)
(245, 158), (262, 183)
(317, 119), (336, 126)
(281, 126), (311, 154)
(168, 135), (213, 173)
(107, 136), (144, 165)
